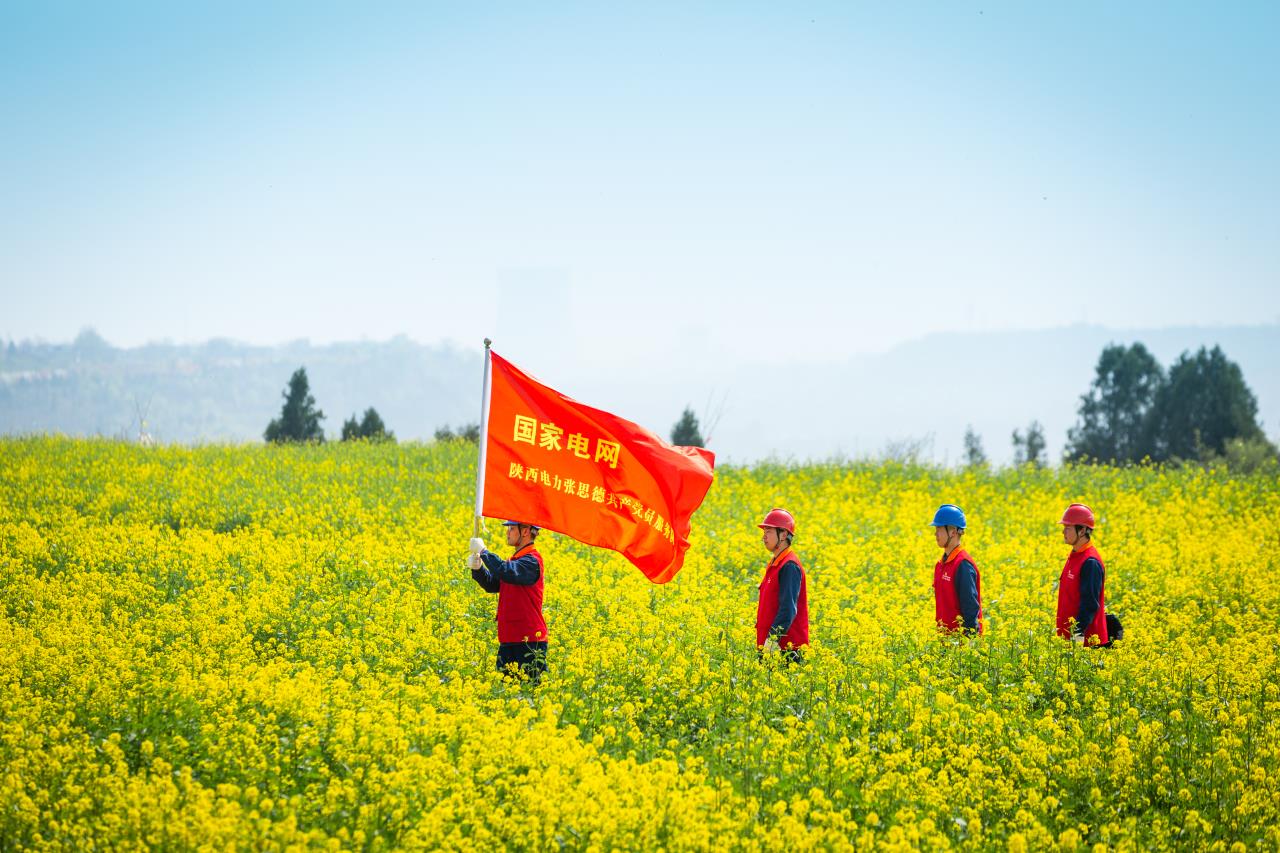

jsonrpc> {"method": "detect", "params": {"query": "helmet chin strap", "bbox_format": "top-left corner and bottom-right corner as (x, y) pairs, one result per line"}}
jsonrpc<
(774, 529), (790, 556)
(942, 527), (961, 556)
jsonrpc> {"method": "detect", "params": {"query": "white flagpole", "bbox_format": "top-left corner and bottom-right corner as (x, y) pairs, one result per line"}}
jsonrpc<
(472, 338), (493, 538)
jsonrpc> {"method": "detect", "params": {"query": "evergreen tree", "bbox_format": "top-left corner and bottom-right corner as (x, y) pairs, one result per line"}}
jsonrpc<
(1065, 343), (1164, 463)
(264, 367), (325, 443)
(1012, 420), (1046, 468)
(670, 406), (705, 447)
(1147, 345), (1265, 461)
(341, 407), (394, 442)
(962, 425), (988, 468)
(358, 407), (393, 442)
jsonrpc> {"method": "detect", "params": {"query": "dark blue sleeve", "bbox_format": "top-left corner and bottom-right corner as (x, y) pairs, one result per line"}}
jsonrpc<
(1075, 557), (1104, 637)
(769, 561), (801, 638)
(954, 560), (980, 631)
(471, 563), (500, 594)
(479, 551), (541, 587)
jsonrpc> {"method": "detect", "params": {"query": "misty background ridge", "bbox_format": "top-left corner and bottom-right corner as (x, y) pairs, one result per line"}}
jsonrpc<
(2, 324), (1276, 465)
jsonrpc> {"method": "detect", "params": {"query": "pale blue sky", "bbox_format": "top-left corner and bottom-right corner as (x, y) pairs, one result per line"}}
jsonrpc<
(2, 2), (1277, 372)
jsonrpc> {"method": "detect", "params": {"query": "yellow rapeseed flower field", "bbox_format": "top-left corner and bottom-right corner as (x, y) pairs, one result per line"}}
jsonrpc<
(2, 436), (1278, 851)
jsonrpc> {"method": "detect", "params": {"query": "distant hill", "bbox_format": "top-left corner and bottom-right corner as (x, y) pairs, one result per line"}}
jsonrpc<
(0, 331), (480, 443)
(2, 325), (1276, 464)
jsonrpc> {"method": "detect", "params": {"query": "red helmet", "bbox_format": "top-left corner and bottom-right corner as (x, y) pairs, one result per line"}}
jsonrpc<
(1060, 503), (1096, 528)
(757, 508), (796, 534)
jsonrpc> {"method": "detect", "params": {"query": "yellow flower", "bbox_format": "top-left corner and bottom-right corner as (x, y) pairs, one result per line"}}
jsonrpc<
(2, 437), (1278, 849)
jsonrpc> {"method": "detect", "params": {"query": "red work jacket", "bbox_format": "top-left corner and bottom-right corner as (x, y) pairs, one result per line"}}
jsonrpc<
(1057, 544), (1107, 644)
(934, 547), (983, 634)
(756, 547), (809, 649)
(496, 545), (548, 644)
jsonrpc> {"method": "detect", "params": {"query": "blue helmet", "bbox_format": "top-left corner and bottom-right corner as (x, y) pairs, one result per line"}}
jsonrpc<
(502, 520), (540, 532)
(930, 504), (966, 529)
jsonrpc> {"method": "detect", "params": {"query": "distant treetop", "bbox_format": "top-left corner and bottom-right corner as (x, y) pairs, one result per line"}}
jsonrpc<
(265, 367), (325, 443)
(342, 407), (395, 443)
(671, 407), (705, 448)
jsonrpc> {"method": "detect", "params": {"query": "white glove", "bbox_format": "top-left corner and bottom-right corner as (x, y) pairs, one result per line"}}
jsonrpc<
(469, 537), (485, 555)
(1071, 633), (1085, 645)
(467, 553), (481, 570)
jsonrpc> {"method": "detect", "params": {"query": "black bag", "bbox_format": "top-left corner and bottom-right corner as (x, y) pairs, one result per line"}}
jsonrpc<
(1105, 613), (1124, 645)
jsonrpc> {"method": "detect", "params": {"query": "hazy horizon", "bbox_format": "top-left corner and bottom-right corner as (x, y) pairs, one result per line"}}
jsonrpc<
(10, 315), (1280, 361)
(5, 322), (1277, 466)
(6, 317), (1280, 358)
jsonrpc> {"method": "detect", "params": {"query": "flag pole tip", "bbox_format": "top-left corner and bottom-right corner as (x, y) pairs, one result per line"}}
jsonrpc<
(483, 338), (492, 349)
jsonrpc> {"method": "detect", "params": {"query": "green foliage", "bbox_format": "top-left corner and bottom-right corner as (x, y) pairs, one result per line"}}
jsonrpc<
(962, 425), (988, 468)
(1011, 420), (1046, 467)
(342, 407), (395, 443)
(1065, 343), (1163, 463)
(1066, 342), (1269, 467)
(264, 367), (325, 444)
(1210, 435), (1280, 473)
(670, 406), (705, 447)
(434, 422), (480, 443)
(1148, 345), (1265, 462)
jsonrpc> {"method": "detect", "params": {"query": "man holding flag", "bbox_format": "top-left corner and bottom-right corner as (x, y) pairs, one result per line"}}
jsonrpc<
(464, 340), (715, 677)
(468, 521), (548, 681)
(468, 340), (716, 582)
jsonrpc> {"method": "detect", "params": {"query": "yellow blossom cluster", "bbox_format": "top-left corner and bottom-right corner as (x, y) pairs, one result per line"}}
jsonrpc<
(1, 437), (1278, 850)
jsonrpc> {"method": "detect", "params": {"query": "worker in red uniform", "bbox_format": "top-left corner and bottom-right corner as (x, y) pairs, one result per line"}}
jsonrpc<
(755, 508), (809, 663)
(469, 520), (548, 680)
(930, 504), (983, 634)
(1056, 503), (1108, 646)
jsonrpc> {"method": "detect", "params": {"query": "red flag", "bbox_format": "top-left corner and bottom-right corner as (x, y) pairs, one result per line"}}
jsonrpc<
(480, 351), (715, 583)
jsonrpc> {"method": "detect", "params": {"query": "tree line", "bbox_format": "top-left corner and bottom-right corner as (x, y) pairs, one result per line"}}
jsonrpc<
(264, 366), (485, 445)
(264, 367), (395, 444)
(266, 366), (713, 450)
(962, 343), (1276, 470)
(266, 344), (1276, 471)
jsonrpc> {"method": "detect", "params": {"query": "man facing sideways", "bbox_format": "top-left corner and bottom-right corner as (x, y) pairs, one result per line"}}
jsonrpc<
(755, 508), (809, 664)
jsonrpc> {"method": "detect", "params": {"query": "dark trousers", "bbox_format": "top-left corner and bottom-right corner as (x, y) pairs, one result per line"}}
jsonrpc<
(497, 641), (548, 681)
